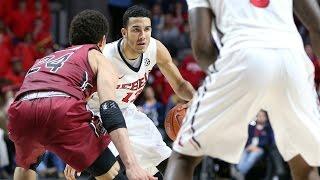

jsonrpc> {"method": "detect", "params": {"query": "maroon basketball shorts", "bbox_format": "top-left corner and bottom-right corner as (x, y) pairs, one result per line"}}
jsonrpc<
(7, 96), (111, 171)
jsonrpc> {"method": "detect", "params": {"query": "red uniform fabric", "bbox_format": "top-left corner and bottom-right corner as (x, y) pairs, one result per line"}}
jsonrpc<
(8, 44), (110, 171)
(8, 96), (110, 171)
(16, 45), (98, 100)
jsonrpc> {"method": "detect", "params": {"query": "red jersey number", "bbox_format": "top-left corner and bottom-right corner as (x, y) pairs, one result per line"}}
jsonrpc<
(122, 89), (143, 103)
(250, 0), (270, 8)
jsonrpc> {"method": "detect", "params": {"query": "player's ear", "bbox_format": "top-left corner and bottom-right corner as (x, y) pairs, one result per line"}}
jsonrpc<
(121, 28), (127, 38)
(97, 35), (106, 50)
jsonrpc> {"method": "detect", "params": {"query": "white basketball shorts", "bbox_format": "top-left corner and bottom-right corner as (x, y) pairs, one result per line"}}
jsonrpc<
(173, 47), (320, 166)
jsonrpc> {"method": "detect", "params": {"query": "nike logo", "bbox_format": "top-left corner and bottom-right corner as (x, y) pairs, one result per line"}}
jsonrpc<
(118, 75), (125, 79)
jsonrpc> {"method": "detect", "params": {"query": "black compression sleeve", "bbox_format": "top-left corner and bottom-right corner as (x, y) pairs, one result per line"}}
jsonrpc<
(100, 100), (127, 133)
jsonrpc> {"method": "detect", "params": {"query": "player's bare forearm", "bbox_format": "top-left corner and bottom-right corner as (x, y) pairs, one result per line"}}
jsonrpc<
(294, 0), (320, 57)
(189, 7), (218, 71)
(109, 128), (138, 168)
(175, 81), (195, 101)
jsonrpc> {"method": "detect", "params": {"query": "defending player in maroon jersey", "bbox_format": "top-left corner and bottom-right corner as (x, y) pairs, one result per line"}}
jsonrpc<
(7, 10), (155, 180)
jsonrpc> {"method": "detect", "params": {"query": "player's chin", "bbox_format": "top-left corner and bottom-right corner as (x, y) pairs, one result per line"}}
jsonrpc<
(135, 48), (146, 54)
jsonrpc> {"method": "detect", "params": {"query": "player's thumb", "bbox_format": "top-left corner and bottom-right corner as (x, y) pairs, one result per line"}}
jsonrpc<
(76, 172), (81, 177)
(149, 175), (158, 180)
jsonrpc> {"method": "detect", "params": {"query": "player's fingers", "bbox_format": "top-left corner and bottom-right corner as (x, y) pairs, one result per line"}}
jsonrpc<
(64, 168), (69, 179)
(64, 166), (73, 180)
(65, 165), (75, 180)
(70, 168), (76, 180)
(177, 103), (188, 110)
(148, 174), (157, 180)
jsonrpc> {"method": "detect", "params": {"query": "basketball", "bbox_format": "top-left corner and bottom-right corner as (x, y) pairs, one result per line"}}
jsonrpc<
(164, 104), (187, 141)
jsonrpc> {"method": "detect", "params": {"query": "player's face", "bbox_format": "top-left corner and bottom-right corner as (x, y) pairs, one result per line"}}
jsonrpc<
(256, 111), (267, 124)
(122, 17), (152, 54)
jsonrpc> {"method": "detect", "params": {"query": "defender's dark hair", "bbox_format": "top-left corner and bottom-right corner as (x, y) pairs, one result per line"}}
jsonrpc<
(69, 10), (109, 45)
(123, 5), (152, 27)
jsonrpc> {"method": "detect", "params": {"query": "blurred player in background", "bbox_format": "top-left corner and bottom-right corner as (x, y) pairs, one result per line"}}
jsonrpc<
(165, 0), (320, 180)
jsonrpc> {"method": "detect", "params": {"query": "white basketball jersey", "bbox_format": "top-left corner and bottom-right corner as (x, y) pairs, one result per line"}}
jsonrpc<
(102, 38), (157, 109)
(187, 0), (304, 55)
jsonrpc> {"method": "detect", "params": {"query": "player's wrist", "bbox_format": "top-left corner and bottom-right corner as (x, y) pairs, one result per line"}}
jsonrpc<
(123, 159), (139, 170)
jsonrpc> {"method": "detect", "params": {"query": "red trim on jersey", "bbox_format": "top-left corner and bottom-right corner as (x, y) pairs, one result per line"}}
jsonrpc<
(250, 0), (270, 8)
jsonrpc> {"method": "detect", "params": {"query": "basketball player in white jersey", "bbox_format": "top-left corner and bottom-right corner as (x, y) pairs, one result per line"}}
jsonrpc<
(64, 5), (195, 179)
(164, 0), (320, 180)
(102, 5), (195, 178)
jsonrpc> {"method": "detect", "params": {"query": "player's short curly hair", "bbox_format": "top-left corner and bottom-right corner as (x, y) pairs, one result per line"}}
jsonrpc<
(69, 10), (109, 45)
(123, 5), (152, 27)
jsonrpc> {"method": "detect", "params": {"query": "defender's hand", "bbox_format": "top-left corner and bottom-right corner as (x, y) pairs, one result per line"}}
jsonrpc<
(126, 164), (157, 180)
(64, 164), (81, 180)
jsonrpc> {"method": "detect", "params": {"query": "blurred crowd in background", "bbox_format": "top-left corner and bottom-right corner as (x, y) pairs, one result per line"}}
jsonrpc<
(0, 0), (319, 179)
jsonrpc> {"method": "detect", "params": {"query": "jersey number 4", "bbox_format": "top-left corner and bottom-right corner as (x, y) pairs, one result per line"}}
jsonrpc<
(250, 0), (269, 8)
(26, 52), (74, 76)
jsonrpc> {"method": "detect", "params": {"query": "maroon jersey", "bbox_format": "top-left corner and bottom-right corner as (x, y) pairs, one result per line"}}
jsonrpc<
(16, 45), (99, 100)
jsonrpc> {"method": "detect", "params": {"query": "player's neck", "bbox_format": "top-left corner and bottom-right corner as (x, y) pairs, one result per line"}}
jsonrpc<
(122, 39), (140, 60)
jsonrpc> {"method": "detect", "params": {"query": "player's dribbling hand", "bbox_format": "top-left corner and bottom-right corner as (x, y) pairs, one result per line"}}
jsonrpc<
(177, 101), (192, 111)
(126, 164), (157, 180)
(64, 164), (81, 180)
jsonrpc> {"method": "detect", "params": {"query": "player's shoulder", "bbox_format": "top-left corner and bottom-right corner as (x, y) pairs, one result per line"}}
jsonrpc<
(102, 39), (119, 57)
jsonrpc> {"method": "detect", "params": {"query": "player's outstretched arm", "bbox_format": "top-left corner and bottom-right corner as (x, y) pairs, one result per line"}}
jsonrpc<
(188, 7), (218, 71)
(88, 49), (156, 180)
(294, 0), (320, 57)
(156, 40), (195, 101)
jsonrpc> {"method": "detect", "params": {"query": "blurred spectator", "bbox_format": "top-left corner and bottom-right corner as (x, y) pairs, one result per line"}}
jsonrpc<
(172, 1), (187, 31)
(139, 86), (165, 126)
(0, 128), (9, 179)
(236, 110), (275, 176)
(5, 57), (25, 87)
(0, 0), (14, 24)
(0, 20), (12, 76)
(176, 20), (191, 50)
(158, 13), (180, 54)
(14, 33), (36, 72)
(30, 0), (51, 31)
(33, 18), (54, 58)
(36, 151), (65, 179)
(151, 3), (164, 38)
(180, 54), (206, 89)
(7, 0), (34, 41)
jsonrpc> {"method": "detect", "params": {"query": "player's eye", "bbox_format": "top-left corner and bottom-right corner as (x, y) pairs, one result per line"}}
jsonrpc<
(132, 28), (140, 32)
